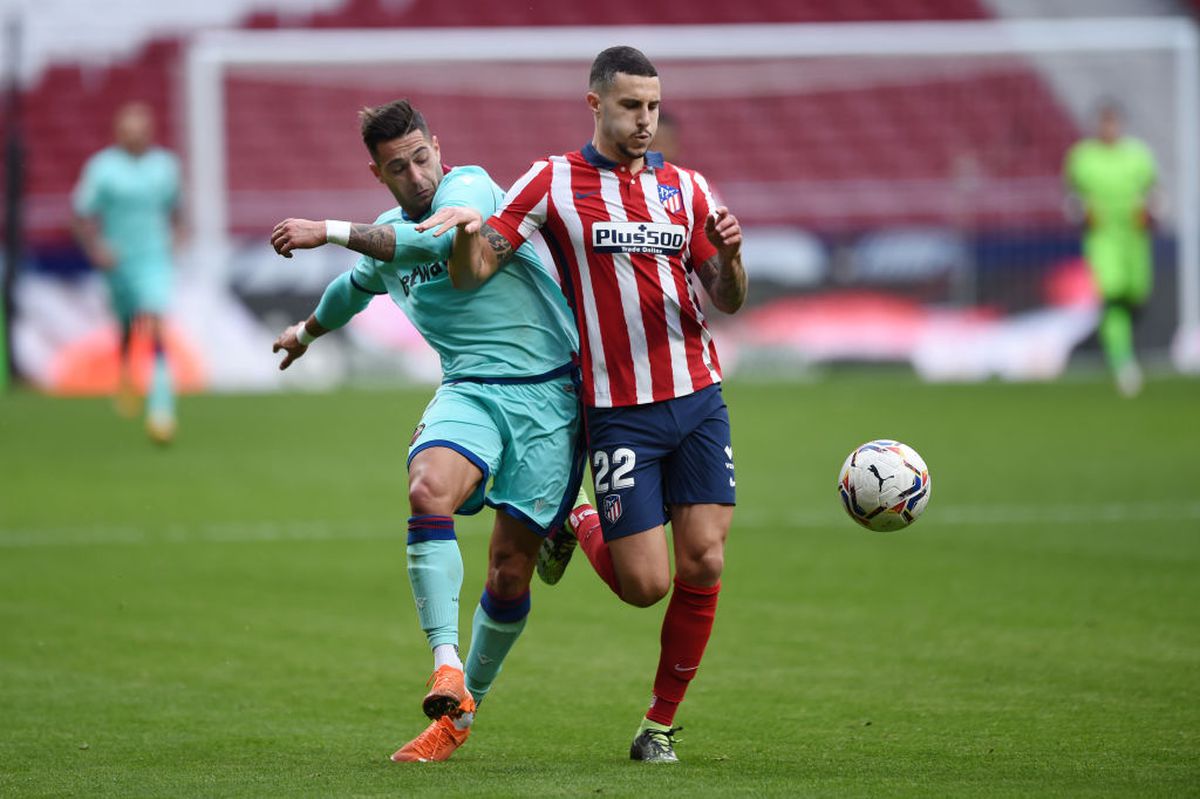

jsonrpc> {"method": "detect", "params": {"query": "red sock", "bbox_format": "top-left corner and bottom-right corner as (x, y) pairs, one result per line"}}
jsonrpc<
(646, 577), (721, 727)
(572, 505), (621, 597)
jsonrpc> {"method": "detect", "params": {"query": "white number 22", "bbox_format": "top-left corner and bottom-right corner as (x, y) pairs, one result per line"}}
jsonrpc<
(593, 447), (636, 493)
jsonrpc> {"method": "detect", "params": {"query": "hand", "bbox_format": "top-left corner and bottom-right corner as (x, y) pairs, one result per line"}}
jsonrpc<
(414, 206), (483, 238)
(1135, 206), (1152, 230)
(271, 218), (327, 258)
(89, 242), (118, 271)
(704, 207), (742, 261)
(272, 322), (308, 370)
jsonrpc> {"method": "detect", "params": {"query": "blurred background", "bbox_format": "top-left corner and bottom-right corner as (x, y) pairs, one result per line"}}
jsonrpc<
(1, 0), (1198, 394)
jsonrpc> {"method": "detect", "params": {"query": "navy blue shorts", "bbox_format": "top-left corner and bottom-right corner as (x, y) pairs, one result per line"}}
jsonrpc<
(584, 383), (736, 541)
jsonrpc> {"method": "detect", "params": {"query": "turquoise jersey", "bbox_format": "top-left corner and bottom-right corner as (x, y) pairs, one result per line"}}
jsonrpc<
(72, 146), (180, 267)
(348, 166), (577, 381)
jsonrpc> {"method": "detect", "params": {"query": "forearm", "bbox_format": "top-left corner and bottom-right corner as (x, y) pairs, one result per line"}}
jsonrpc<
(345, 223), (398, 262)
(71, 217), (107, 263)
(448, 224), (508, 290)
(703, 253), (748, 314)
(447, 228), (490, 290)
(313, 271), (374, 331)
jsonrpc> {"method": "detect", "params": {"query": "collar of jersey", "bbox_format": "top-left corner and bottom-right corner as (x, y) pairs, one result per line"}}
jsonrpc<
(581, 142), (664, 171)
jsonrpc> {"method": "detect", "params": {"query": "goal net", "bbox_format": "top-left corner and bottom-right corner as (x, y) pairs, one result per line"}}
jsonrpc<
(185, 19), (1199, 380)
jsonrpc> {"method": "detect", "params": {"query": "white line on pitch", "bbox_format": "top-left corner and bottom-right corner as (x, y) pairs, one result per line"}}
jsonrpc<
(1, 501), (1197, 549)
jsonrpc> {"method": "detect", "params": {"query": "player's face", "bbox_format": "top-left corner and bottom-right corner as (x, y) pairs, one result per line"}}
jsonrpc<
(114, 105), (154, 155)
(590, 73), (661, 164)
(1098, 109), (1122, 143)
(369, 131), (443, 218)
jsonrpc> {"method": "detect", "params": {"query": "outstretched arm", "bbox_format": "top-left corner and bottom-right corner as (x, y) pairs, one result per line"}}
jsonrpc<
(695, 207), (747, 314)
(416, 206), (514, 290)
(270, 270), (380, 370)
(271, 218), (398, 262)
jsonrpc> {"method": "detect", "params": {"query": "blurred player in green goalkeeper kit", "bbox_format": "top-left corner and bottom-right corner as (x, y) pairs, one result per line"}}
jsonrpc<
(1065, 101), (1158, 397)
(72, 102), (183, 443)
(269, 100), (589, 762)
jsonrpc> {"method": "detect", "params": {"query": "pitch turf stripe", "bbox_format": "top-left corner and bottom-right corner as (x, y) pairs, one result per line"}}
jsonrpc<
(0, 520), (407, 548)
(744, 501), (1200, 528)
(3, 502), (1199, 548)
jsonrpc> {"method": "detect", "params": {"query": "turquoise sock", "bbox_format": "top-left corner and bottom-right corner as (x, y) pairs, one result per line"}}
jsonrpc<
(146, 352), (174, 419)
(464, 588), (530, 706)
(406, 516), (463, 649)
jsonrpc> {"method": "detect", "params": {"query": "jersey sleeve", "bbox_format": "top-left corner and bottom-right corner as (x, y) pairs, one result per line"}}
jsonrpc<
(485, 160), (553, 252)
(165, 152), (183, 210)
(72, 155), (104, 217)
(1139, 141), (1158, 191)
(1063, 143), (1083, 192)
(315, 268), (383, 330)
(388, 166), (499, 267)
(684, 169), (719, 268)
(350, 255), (388, 296)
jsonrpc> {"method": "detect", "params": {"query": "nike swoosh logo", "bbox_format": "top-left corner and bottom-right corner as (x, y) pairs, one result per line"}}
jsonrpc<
(674, 663), (699, 672)
(574, 191), (600, 199)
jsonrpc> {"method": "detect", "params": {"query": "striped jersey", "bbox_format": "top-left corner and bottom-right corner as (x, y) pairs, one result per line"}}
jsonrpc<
(487, 143), (723, 409)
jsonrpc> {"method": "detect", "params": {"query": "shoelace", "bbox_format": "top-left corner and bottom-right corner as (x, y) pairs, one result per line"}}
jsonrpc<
(406, 719), (457, 759)
(642, 726), (683, 756)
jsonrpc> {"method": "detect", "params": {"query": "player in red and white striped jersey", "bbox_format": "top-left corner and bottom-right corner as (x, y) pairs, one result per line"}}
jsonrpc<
(419, 46), (747, 763)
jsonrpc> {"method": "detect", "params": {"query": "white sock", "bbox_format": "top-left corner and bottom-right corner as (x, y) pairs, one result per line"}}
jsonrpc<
(453, 711), (474, 731)
(433, 643), (463, 671)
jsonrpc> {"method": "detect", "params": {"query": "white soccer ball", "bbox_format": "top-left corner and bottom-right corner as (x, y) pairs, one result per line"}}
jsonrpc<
(837, 439), (931, 532)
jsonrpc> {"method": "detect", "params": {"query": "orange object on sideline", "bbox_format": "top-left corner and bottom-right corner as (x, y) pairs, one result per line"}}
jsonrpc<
(48, 323), (207, 396)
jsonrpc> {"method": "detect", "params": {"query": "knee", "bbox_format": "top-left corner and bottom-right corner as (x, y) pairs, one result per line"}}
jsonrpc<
(407, 474), (452, 515)
(619, 573), (671, 608)
(676, 548), (724, 587)
(487, 549), (534, 598)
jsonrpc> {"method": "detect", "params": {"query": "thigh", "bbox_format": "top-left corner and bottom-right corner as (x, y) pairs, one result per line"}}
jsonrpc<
(669, 503), (733, 587)
(585, 403), (673, 542)
(1128, 233), (1153, 303)
(486, 378), (586, 535)
(1084, 233), (1126, 299)
(665, 385), (737, 507)
(409, 384), (503, 516)
(126, 259), (172, 317)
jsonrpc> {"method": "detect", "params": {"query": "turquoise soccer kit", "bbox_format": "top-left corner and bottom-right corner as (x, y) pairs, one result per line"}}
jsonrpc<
(73, 145), (181, 428)
(310, 165), (583, 706)
(73, 146), (180, 321)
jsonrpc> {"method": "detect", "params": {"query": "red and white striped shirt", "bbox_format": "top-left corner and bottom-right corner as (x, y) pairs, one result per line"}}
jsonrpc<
(488, 143), (724, 409)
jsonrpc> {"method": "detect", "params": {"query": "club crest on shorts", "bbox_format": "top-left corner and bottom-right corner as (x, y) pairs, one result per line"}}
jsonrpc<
(410, 423), (425, 447)
(602, 493), (623, 524)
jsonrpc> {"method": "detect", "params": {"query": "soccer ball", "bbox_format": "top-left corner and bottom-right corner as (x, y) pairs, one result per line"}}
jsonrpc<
(837, 439), (931, 532)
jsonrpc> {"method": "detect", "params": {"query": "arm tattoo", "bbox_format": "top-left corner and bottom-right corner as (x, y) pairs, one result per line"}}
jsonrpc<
(482, 224), (515, 265)
(348, 223), (397, 262)
(696, 254), (747, 313)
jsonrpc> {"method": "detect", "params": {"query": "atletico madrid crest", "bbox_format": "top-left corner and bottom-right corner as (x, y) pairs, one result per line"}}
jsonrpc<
(658, 184), (682, 214)
(602, 493), (623, 524)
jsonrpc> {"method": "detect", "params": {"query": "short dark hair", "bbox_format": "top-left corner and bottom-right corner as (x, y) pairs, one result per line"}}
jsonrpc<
(589, 46), (657, 91)
(359, 99), (430, 159)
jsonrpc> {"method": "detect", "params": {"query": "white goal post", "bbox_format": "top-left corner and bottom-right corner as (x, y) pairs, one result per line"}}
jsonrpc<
(184, 18), (1200, 337)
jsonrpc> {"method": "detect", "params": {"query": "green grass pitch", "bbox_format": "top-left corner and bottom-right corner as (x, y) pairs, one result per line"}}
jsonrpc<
(1, 375), (1197, 797)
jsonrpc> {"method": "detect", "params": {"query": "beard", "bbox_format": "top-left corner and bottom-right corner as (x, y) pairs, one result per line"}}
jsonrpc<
(616, 138), (649, 161)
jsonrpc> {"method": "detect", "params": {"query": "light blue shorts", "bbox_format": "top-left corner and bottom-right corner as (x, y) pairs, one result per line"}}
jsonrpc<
(107, 258), (171, 322)
(406, 372), (585, 535)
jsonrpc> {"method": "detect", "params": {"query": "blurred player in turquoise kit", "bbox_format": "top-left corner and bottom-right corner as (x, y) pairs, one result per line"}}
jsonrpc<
(73, 102), (183, 443)
(269, 100), (588, 762)
(1064, 101), (1158, 397)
